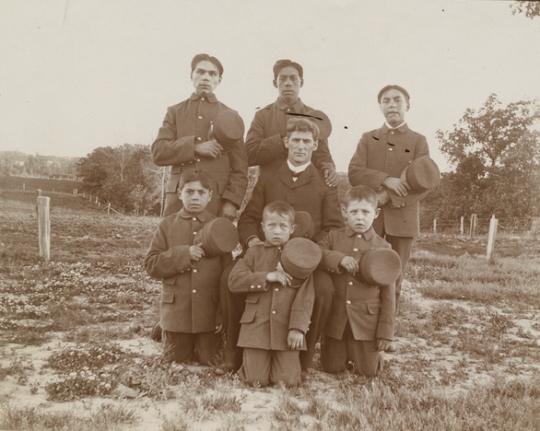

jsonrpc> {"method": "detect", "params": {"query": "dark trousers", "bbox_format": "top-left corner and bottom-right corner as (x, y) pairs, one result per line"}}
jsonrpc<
(220, 264), (334, 371)
(321, 324), (383, 377)
(374, 224), (414, 313)
(239, 348), (301, 387)
(162, 329), (222, 365)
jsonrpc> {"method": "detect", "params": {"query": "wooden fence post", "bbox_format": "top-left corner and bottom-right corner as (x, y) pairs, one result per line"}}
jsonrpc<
(37, 196), (50, 262)
(460, 216), (464, 235)
(469, 214), (477, 238)
(23, 183), (26, 191)
(73, 189), (77, 196)
(433, 219), (437, 234)
(486, 215), (498, 261)
(107, 203), (111, 215)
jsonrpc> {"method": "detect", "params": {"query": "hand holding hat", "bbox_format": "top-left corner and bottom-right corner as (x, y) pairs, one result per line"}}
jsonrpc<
(209, 110), (245, 153)
(193, 217), (239, 257)
(401, 155), (441, 193)
(353, 248), (402, 286)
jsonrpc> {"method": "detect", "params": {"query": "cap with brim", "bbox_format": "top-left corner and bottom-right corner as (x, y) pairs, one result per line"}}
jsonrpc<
(280, 237), (322, 288)
(286, 109), (332, 140)
(194, 217), (239, 257)
(404, 155), (441, 192)
(212, 110), (245, 153)
(354, 248), (401, 286)
(291, 211), (315, 240)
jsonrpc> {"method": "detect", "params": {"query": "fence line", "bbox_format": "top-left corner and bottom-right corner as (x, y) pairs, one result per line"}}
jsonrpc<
(420, 216), (538, 235)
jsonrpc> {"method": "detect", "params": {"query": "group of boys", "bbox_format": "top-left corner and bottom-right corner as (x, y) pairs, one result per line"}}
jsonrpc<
(144, 53), (435, 387)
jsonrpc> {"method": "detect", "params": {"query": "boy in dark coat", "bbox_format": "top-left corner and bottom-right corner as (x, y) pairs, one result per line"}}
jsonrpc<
(229, 201), (315, 387)
(318, 186), (395, 376)
(144, 170), (231, 365)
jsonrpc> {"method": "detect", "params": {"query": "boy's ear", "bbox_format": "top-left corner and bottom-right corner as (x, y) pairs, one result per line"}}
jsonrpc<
(374, 207), (381, 218)
(208, 190), (213, 201)
(341, 206), (347, 219)
(291, 224), (296, 234)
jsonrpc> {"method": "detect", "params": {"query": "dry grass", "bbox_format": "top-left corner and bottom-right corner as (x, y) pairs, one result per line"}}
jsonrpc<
(1, 193), (540, 430)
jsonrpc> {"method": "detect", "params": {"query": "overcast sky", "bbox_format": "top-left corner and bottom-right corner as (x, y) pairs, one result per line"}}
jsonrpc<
(1, 0), (539, 172)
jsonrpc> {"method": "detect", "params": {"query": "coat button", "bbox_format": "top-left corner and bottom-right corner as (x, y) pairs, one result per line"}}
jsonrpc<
(193, 269), (197, 273)
(193, 232), (197, 235)
(198, 116), (202, 119)
(201, 97), (205, 101)
(353, 248), (359, 252)
(250, 285), (255, 289)
(349, 281), (353, 286)
(257, 285), (262, 288)
(346, 300), (351, 305)
(192, 217), (197, 221)
(272, 310), (276, 314)
(389, 148), (393, 151)
(197, 137), (202, 141)
(275, 288), (279, 291)
(192, 289), (196, 293)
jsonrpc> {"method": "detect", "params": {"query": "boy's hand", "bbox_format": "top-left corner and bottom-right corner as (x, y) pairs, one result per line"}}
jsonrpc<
(287, 329), (304, 350)
(219, 201), (238, 221)
(214, 324), (223, 334)
(195, 139), (223, 159)
(382, 176), (410, 197)
(189, 244), (205, 262)
(339, 256), (359, 275)
(267, 269), (292, 287)
(376, 338), (390, 351)
(323, 168), (339, 188)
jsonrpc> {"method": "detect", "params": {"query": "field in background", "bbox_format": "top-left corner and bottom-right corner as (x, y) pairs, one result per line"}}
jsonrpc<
(1, 189), (540, 431)
(0, 176), (82, 195)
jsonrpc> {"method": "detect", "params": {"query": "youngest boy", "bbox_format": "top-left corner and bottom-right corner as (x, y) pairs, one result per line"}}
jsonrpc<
(318, 185), (395, 376)
(228, 201), (315, 386)
(144, 170), (230, 365)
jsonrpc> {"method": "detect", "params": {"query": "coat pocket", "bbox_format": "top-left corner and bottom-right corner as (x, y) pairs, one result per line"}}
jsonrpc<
(366, 302), (380, 315)
(240, 294), (259, 324)
(161, 290), (175, 304)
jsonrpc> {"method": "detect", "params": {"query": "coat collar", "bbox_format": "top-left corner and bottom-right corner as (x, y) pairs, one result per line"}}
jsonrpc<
(345, 225), (376, 240)
(381, 122), (409, 134)
(177, 208), (211, 222)
(189, 92), (218, 103)
(275, 97), (305, 112)
(277, 161), (317, 187)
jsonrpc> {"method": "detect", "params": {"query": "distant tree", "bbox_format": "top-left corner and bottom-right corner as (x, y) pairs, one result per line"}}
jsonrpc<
(428, 94), (540, 219)
(77, 144), (162, 215)
(511, 1), (540, 19)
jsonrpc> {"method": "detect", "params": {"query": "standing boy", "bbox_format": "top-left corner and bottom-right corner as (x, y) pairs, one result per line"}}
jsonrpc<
(348, 85), (430, 321)
(228, 201), (315, 387)
(144, 170), (230, 365)
(318, 186), (395, 376)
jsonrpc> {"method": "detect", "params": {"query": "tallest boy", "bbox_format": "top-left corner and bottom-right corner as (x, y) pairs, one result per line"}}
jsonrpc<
(245, 59), (338, 187)
(152, 54), (248, 218)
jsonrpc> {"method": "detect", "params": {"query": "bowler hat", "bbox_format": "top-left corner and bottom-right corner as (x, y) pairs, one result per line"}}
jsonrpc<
(404, 155), (441, 192)
(354, 248), (401, 286)
(280, 237), (322, 288)
(211, 110), (245, 153)
(194, 217), (239, 257)
(286, 109), (333, 140)
(291, 211), (315, 240)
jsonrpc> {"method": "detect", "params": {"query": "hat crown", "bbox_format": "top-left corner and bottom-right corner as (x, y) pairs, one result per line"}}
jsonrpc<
(406, 156), (441, 192)
(212, 110), (245, 151)
(195, 217), (239, 256)
(355, 248), (401, 286)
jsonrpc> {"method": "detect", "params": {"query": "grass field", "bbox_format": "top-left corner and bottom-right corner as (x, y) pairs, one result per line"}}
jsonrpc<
(1, 189), (539, 430)
(0, 176), (82, 194)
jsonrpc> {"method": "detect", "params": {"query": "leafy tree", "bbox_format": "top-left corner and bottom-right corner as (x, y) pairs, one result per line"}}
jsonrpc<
(428, 94), (540, 219)
(511, 1), (540, 19)
(77, 144), (162, 215)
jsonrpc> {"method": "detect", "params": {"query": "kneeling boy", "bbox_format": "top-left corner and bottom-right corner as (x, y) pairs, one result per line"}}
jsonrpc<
(318, 185), (395, 376)
(228, 201), (315, 386)
(144, 170), (230, 365)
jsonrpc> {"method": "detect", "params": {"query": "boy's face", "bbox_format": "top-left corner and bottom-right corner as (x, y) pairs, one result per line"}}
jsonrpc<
(261, 211), (295, 246)
(343, 199), (380, 234)
(379, 88), (409, 127)
(178, 180), (212, 215)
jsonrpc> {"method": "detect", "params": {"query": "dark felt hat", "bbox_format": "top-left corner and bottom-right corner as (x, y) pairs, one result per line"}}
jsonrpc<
(194, 217), (239, 257)
(291, 211), (315, 240)
(286, 109), (332, 140)
(280, 237), (322, 288)
(405, 155), (441, 192)
(354, 248), (402, 286)
(211, 110), (245, 153)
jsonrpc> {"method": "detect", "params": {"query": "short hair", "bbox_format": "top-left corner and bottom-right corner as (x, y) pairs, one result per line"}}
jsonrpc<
(178, 170), (214, 192)
(273, 59), (303, 80)
(286, 118), (320, 141)
(263, 201), (295, 224)
(377, 85), (410, 104)
(191, 53), (224, 77)
(343, 185), (378, 210)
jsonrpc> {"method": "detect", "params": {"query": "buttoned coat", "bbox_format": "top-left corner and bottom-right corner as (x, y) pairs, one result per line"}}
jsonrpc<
(228, 243), (315, 351)
(152, 93), (248, 216)
(237, 162), (344, 246)
(144, 209), (231, 333)
(318, 227), (395, 341)
(245, 98), (335, 175)
(348, 124), (430, 237)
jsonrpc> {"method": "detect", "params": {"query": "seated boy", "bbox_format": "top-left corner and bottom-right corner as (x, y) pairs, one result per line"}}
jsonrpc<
(317, 185), (395, 376)
(228, 201), (315, 387)
(144, 170), (231, 365)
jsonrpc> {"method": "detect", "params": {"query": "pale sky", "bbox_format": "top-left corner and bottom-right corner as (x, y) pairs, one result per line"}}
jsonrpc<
(1, 0), (539, 172)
